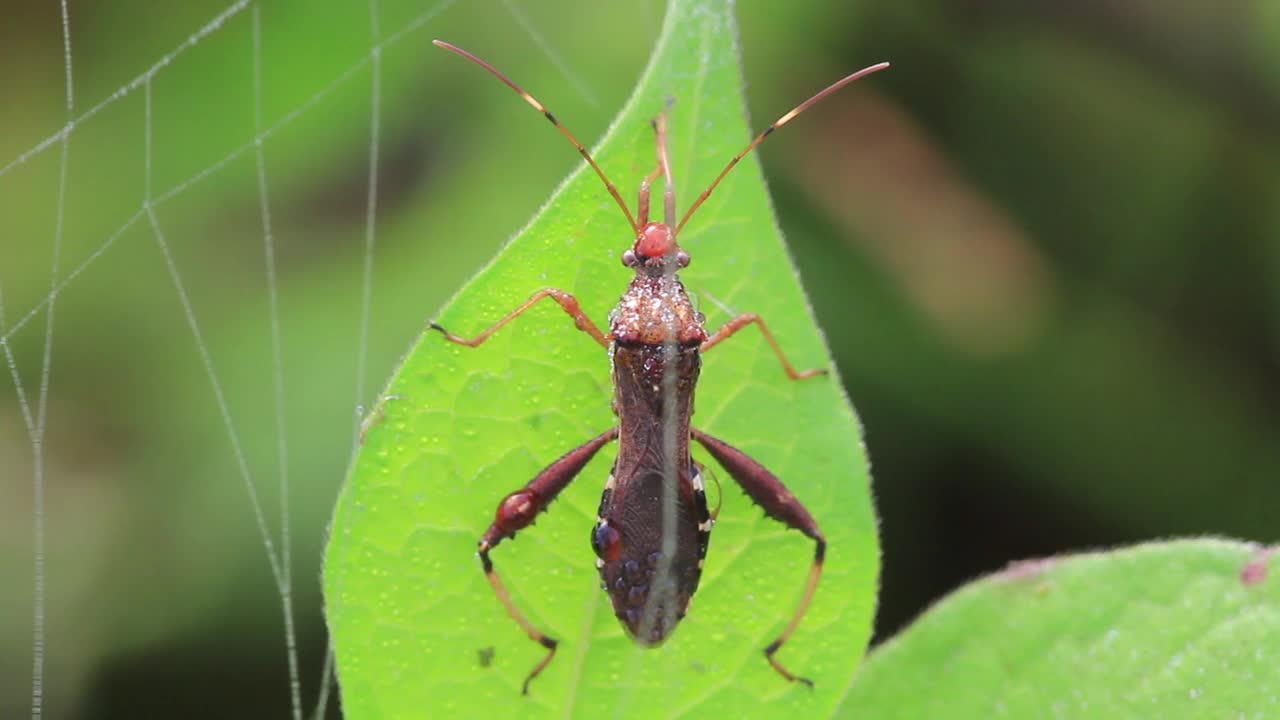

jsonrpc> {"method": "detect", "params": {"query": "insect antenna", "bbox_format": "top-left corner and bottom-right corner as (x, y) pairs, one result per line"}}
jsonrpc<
(676, 61), (891, 234)
(434, 40), (639, 231)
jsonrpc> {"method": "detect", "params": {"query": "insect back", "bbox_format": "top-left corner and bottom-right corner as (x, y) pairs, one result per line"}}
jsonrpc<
(593, 336), (712, 645)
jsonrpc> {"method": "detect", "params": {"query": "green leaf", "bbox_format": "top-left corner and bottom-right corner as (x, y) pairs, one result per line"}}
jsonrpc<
(323, 0), (876, 716)
(837, 539), (1280, 719)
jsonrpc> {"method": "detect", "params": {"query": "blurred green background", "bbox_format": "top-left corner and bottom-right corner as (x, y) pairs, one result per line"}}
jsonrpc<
(1, 0), (1277, 718)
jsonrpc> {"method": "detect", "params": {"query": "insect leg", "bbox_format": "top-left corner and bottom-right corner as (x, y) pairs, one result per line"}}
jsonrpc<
(430, 288), (610, 349)
(700, 313), (827, 380)
(690, 427), (825, 688)
(478, 427), (619, 694)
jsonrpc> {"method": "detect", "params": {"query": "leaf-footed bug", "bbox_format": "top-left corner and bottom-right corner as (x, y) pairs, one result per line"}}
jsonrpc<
(430, 40), (887, 695)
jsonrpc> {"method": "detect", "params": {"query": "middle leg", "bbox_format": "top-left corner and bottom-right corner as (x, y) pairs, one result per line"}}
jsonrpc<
(701, 313), (827, 380)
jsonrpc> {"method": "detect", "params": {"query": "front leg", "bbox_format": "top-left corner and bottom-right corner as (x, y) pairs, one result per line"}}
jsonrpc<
(690, 427), (825, 687)
(478, 427), (618, 694)
(431, 287), (611, 349)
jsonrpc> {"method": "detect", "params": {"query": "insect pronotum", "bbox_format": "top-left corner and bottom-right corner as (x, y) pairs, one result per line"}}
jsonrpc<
(430, 39), (888, 695)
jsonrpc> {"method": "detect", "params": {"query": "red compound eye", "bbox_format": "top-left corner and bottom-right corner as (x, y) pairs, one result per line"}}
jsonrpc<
(591, 522), (622, 562)
(495, 490), (540, 534)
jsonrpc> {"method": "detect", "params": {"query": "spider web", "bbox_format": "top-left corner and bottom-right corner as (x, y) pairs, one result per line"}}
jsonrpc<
(0, 1), (617, 717)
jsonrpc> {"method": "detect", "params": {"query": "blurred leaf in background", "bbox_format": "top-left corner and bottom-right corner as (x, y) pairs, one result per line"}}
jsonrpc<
(1, 0), (1278, 717)
(841, 539), (1280, 718)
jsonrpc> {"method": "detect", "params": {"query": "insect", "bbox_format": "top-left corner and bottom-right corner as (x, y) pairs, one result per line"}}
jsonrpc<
(430, 39), (888, 695)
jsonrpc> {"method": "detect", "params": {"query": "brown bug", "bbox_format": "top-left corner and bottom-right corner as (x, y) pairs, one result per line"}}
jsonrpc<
(430, 39), (888, 695)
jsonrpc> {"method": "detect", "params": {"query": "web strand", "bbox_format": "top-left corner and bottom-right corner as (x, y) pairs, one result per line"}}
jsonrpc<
(251, 7), (303, 720)
(144, 72), (289, 628)
(352, 0), (382, 452)
(3, 283), (43, 720)
(0, 284), (38, 438)
(499, 0), (598, 107)
(142, 196), (289, 594)
(311, 640), (336, 720)
(2, 1), (461, 714)
(0, 288), (44, 714)
(1, 0), (458, 350)
(30, 1), (74, 716)
(0, 0), (253, 182)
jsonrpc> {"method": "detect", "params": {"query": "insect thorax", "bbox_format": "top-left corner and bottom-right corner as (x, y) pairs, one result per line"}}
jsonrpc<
(609, 273), (707, 347)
